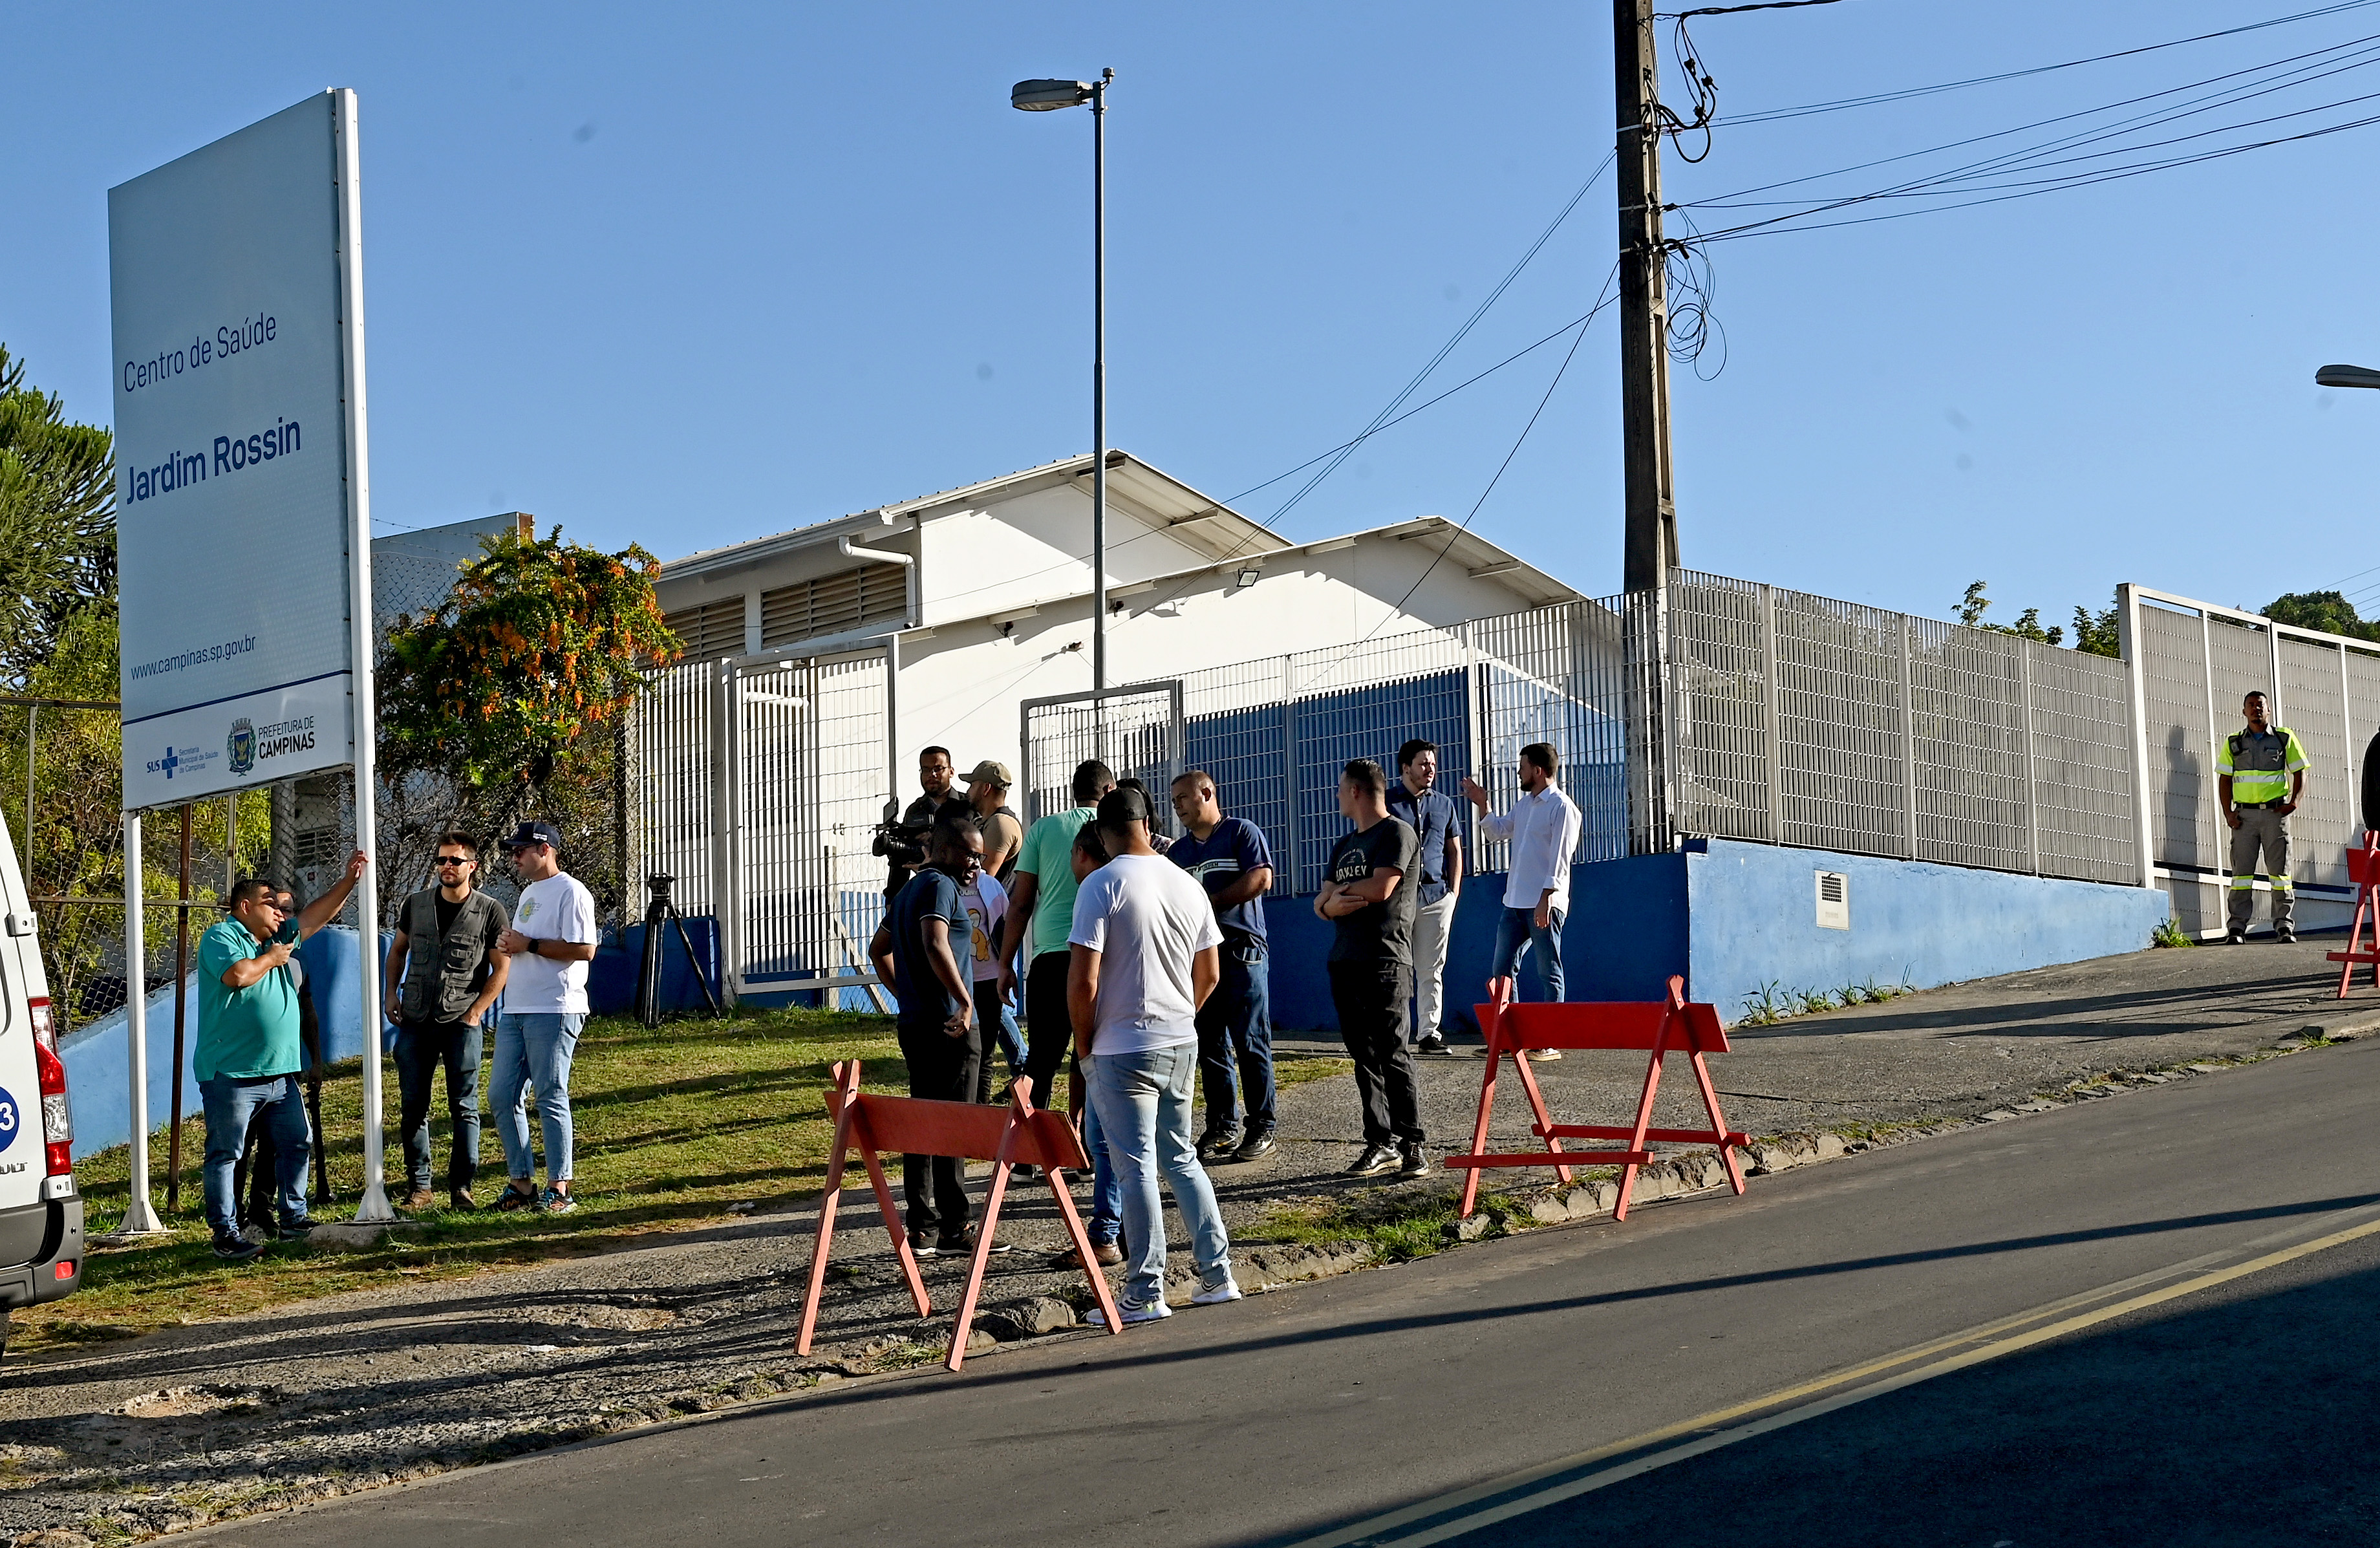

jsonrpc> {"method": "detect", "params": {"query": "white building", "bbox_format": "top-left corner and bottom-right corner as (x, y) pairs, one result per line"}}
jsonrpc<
(641, 450), (1577, 1002)
(656, 450), (1576, 786)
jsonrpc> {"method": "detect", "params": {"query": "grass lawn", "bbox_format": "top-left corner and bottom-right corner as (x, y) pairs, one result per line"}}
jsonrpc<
(25, 1007), (1347, 1357)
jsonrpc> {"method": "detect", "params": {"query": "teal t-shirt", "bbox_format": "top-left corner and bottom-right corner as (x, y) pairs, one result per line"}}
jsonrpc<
(195, 918), (302, 1081)
(1014, 806), (1096, 958)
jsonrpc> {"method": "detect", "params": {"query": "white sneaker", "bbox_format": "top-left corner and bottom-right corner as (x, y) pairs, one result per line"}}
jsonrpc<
(1191, 1276), (1244, 1306)
(1088, 1298), (1172, 1327)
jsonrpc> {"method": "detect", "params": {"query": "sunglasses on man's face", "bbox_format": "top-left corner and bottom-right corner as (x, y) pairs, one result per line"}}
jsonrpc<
(434, 856), (474, 868)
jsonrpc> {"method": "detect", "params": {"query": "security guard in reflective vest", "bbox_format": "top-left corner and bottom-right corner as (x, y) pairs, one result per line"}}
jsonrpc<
(2216, 691), (2309, 944)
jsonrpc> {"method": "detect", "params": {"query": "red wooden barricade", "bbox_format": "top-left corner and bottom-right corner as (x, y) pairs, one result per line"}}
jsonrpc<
(796, 1061), (1121, 1371)
(1444, 974), (1749, 1223)
(2329, 833), (2380, 998)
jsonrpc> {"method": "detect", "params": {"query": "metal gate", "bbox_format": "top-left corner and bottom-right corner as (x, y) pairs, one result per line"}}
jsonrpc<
(1020, 682), (1186, 831)
(631, 647), (894, 1005)
(2121, 585), (2380, 936)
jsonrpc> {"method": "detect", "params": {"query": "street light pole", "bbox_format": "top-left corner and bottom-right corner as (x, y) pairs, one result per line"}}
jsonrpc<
(1013, 69), (1116, 698)
(1091, 68), (1110, 696)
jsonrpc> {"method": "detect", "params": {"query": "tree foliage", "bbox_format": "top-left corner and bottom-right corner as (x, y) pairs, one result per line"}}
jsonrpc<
(376, 528), (678, 922)
(1959, 580), (2121, 656)
(380, 526), (680, 793)
(0, 345), (116, 690)
(2262, 590), (2380, 643)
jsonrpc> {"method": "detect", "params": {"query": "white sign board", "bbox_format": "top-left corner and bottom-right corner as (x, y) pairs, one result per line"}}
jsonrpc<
(110, 92), (367, 812)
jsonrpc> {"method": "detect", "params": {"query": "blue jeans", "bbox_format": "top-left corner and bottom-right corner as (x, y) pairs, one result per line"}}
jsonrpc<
(1196, 939), (1274, 1130)
(1084, 1042), (1232, 1307)
(1080, 1094), (1124, 1247)
(1491, 905), (1567, 1002)
(971, 978), (1028, 1105)
(492, 1012), (584, 1185)
(201, 1074), (310, 1238)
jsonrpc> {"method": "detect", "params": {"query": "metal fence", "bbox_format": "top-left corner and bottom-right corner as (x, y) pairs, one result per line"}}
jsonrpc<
(1665, 573), (2138, 884)
(2121, 585), (2380, 935)
(1019, 570), (2136, 894)
(629, 646), (893, 1005)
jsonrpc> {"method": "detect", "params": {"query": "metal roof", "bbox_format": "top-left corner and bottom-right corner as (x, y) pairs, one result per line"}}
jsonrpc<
(662, 450), (1292, 582)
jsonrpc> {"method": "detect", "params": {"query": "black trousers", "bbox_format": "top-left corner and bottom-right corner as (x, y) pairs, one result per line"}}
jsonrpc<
(1331, 960), (1423, 1147)
(896, 1017), (981, 1238)
(1022, 951), (1075, 1114)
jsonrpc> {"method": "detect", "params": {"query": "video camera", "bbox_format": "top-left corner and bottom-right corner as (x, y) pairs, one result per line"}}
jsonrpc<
(870, 816), (934, 871)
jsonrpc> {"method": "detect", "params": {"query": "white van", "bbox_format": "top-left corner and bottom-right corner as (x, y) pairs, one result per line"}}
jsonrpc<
(0, 812), (83, 1353)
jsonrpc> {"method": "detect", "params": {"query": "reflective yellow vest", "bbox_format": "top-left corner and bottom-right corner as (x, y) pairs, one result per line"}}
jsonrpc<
(2216, 726), (2308, 805)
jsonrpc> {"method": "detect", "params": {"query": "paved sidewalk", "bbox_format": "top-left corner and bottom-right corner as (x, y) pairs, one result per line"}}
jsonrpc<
(0, 940), (2370, 1542)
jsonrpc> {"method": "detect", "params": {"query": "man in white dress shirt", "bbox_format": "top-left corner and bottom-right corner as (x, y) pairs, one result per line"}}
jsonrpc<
(1461, 743), (1583, 1048)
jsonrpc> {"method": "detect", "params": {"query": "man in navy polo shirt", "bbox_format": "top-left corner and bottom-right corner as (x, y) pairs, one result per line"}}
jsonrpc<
(1168, 769), (1279, 1162)
(1388, 738), (1464, 1055)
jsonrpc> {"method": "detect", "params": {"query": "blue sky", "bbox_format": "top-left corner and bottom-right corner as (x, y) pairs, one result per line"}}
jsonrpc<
(9, 2), (2380, 629)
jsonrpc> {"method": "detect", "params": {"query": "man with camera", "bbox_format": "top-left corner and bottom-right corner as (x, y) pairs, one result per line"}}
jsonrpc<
(876, 745), (973, 903)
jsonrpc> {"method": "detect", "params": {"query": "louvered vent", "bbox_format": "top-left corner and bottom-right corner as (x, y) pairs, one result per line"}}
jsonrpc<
(661, 597), (747, 661)
(760, 563), (908, 647)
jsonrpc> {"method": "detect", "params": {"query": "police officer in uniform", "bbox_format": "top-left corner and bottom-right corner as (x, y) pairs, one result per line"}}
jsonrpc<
(2217, 691), (2309, 944)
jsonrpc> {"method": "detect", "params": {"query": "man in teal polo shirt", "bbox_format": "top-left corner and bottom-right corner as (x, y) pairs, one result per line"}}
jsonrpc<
(997, 758), (1115, 1113)
(198, 852), (366, 1262)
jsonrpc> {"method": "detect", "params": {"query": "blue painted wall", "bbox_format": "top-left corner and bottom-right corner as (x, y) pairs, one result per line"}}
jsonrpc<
(1254, 839), (2163, 1034)
(62, 915), (726, 1162)
(61, 925), (378, 1163)
(1259, 853), (1690, 1034)
(1682, 839), (2169, 1022)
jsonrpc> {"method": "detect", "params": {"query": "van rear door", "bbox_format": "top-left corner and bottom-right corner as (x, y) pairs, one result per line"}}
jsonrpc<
(0, 815), (54, 1214)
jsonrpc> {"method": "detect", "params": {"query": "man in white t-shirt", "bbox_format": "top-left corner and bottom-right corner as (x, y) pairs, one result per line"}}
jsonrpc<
(491, 821), (599, 1214)
(1067, 786), (1239, 1322)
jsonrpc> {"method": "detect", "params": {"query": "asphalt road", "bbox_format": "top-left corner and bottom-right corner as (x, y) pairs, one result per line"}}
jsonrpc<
(200, 1037), (2380, 1548)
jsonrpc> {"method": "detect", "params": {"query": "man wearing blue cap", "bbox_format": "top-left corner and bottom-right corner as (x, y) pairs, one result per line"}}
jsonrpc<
(491, 821), (599, 1214)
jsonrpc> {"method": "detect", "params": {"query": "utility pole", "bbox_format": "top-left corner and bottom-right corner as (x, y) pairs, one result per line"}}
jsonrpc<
(1615, 0), (1679, 592)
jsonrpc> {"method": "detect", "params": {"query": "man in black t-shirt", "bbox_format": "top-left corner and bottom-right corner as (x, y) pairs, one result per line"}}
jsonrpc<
(1314, 758), (1427, 1179)
(867, 816), (1008, 1257)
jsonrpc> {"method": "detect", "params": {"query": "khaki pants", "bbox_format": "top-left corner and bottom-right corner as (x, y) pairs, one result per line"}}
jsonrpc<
(2227, 806), (2293, 934)
(1408, 892), (1457, 1043)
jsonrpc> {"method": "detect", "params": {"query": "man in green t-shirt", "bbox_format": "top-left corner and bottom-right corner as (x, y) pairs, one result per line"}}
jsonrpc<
(198, 852), (366, 1262)
(998, 758), (1115, 1112)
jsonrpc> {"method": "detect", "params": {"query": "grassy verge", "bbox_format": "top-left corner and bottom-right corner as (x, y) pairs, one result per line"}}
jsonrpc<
(29, 1005), (924, 1355)
(30, 1011), (1350, 1357)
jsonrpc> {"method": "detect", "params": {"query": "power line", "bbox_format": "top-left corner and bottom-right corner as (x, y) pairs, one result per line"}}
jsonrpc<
(1300, 272), (1618, 694)
(1712, 0), (2380, 125)
(1681, 30), (2380, 210)
(1257, 151), (1616, 533)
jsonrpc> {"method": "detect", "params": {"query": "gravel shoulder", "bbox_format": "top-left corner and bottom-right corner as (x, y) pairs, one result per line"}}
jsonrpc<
(3, 940), (2372, 1544)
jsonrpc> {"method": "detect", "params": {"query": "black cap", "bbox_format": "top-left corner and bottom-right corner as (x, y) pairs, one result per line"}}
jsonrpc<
(1096, 786), (1153, 828)
(500, 820), (564, 852)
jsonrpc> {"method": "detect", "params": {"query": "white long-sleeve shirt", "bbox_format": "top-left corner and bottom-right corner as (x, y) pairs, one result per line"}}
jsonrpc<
(1477, 784), (1583, 915)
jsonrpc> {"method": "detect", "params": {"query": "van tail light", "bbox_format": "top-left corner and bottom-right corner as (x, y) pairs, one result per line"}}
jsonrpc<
(29, 997), (71, 1178)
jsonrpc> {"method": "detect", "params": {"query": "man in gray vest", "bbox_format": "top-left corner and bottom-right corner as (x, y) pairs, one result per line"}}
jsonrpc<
(383, 831), (512, 1210)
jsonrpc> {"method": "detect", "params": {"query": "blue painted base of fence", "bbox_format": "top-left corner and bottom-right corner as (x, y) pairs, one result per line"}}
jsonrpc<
(1258, 838), (2169, 1036)
(63, 927), (379, 1165)
(587, 917), (721, 1016)
(63, 919), (724, 1164)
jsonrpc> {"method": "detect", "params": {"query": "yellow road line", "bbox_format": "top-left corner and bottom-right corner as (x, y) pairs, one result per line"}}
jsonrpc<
(1291, 1210), (2380, 1548)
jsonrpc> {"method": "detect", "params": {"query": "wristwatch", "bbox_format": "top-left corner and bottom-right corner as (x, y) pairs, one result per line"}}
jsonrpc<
(526, 938), (541, 958)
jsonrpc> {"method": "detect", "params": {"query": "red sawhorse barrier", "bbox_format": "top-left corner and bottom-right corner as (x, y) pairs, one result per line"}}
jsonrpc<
(2330, 833), (2380, 998)
(1445, 974), (1749, 1222)
(796, 1062), (1121, 1371)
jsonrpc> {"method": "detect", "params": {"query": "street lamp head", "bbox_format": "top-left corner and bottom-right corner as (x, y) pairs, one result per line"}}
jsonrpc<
(2317, 363), (2380, 391)
(1012, 79), (1093, 111)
